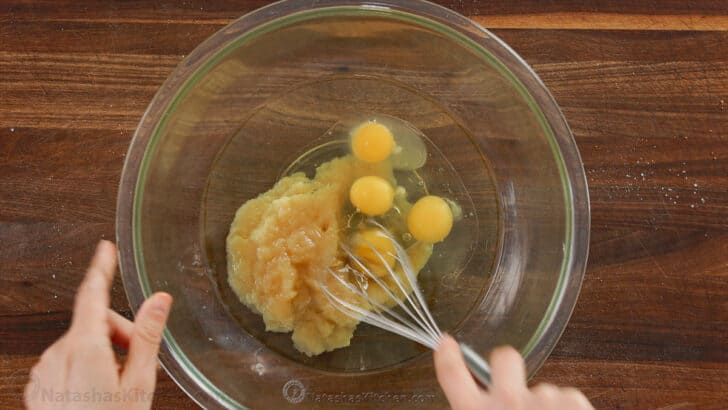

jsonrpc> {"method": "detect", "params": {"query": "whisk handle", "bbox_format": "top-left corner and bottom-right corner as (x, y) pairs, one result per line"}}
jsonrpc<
(460, 343), (493, 389)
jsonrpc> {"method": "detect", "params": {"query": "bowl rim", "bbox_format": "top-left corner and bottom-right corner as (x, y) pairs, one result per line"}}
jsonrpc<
(116, 0), (590, 408)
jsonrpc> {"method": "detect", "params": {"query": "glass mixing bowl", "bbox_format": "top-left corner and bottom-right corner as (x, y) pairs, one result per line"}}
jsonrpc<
(116, 0), (590, 408)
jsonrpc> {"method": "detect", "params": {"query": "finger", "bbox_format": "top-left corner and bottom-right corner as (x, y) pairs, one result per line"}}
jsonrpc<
(71, 240), (117, 334)
(561, 387), (594, 409)
(434, 334), (484, 410)
(531, 383), (560, 410)
(25, 341), (68, 408)
(122, 292), (173, 392)
(490, 345), (527, 392)
(109, 310), (134, 350)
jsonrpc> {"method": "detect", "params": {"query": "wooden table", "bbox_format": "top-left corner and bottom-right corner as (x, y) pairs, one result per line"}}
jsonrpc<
(1, 1), (726, 408)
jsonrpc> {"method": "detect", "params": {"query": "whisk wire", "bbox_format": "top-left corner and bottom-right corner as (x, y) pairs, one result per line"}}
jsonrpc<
(341, 244), (442, 344)
(326, 267), (434, 345)
(367, 221), (444, 341)
(388, 240), (443, 341)
(365, 244), (442, 344)
(321, 283), (439, 349)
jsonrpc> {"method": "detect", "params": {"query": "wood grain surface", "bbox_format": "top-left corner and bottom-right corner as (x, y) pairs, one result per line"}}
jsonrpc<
(1, 1), (727, 409)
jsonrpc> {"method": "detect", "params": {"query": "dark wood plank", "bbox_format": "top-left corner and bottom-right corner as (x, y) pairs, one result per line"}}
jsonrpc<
(0, 53), (176, 128)
(534, 359), (728, 409)
(0, 128), (130, 222)
(0, 22), (222, 55)
(444, 0), (728, 17)
(2, 0), (727, 22)
(558, 229), (728, 363)
(473, 14), (728, 30)
(0, 223), (128, 314)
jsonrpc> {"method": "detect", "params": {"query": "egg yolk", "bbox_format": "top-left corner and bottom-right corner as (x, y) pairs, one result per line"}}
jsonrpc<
(351, 228), (397, 277)
(351, 122), (394, 163)
(349, 176), (394, 216)
(407, 195), (453, 243)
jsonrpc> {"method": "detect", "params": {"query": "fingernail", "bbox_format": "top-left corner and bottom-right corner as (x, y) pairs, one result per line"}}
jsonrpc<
(150, 292), (173, 315)
(96, 240), (113, 252)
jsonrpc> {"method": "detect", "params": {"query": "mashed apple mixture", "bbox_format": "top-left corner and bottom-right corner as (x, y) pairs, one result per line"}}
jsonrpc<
(226, 120), (455, 356)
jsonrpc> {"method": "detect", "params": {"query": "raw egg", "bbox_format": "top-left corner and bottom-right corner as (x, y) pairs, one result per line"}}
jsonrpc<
(407, 195), (453, 243)
(351, 122), (394, 163)
(349, 176), (394, 216)
(352, 228), (397, 277)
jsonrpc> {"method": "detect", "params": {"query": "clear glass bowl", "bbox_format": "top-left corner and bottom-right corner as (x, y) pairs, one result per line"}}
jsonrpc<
(116, 0), (590, 408)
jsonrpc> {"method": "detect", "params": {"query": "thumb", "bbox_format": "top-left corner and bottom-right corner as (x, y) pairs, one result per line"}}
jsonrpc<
(122, 292), (172, 393)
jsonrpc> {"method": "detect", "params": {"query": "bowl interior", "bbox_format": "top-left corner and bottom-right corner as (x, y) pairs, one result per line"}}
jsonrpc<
(119, 3), (587, 409)
(204, 75), (499, 371)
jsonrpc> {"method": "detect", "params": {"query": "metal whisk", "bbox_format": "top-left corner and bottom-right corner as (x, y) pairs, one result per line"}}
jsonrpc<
(321, 224), (492, 388)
